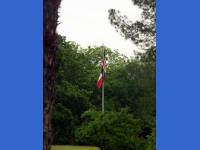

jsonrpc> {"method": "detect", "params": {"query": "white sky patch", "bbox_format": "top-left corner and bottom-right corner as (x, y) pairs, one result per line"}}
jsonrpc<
(57, 0), (142, 57)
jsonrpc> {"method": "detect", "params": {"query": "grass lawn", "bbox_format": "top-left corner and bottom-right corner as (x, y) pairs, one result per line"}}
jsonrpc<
(51, 145), (100, 150)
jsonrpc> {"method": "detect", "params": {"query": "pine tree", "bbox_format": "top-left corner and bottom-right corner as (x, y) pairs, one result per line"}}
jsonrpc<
(108, 0), (156, 61)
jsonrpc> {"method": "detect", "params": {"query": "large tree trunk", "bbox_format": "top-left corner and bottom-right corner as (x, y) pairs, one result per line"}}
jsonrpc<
(43, 0), (61, 150)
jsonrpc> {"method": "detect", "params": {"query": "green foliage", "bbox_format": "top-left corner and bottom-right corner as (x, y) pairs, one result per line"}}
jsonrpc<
(55, 36), (95, 119)
(52, 36), (156, 149)
(108, 0), (156, 61)
(56, 80), (92, 118)
(75, 109), (146, 150)
(52, 103), (74, 144)
(125, 60), (156, 127)
(146, 128), (156, 150)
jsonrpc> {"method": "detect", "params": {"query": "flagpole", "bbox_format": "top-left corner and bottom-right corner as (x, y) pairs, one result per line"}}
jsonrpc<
(102, 45), (104, 114)
(102, 80), (104, 114)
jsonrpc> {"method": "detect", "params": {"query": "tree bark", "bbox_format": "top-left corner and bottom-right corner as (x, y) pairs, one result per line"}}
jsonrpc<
(43, 0), (61, 150)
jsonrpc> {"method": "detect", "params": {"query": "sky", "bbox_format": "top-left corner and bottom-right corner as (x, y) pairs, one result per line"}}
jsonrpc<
(57, 0), (142, 57)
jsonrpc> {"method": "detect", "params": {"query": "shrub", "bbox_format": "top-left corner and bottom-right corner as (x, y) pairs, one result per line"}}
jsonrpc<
(75, 109), (146, 150)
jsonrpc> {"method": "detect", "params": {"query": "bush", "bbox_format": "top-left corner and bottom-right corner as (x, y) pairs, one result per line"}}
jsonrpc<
(75, 109), (146, 150)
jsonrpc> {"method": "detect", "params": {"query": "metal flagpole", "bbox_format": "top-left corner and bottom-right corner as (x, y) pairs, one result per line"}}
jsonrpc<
(102, 45), (104, 114)
(102, 78), (104, 114)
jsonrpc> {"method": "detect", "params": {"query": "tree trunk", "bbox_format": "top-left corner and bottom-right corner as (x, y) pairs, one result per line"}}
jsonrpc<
(43, 0), (61, 150)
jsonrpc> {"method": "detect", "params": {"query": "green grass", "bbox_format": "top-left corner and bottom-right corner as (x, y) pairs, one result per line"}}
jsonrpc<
(51, 145), (100, 150)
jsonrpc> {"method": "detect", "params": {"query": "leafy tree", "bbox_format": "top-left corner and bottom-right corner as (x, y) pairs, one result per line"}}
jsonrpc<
(76, 109), (146, 150)
(52, 103), (74, 144)
(52, 36), (156, 148)
(108, 1), (156, 139)
(55, 37), (95, 124)
(146, 128), (156, 150)
(80, 46), (129, 108)
(56, 80), (92, 119)
(108, 0), (156, 61)
(125, 60), (156, 127)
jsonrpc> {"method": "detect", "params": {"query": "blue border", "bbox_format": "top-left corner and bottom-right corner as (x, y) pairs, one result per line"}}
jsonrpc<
(157, 0), (200, 149)
(0, 1), (43, 149)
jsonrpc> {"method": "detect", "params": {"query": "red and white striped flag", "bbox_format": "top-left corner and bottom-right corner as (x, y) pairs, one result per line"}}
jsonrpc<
(97, 48), (106, 88)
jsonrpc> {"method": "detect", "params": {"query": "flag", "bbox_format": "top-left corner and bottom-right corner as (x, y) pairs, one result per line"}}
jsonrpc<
(97, 69), (104, 88)
(97, 48), (106, 88)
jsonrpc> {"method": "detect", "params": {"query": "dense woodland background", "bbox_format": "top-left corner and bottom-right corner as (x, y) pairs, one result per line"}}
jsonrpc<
(51, 0), (156, 150)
